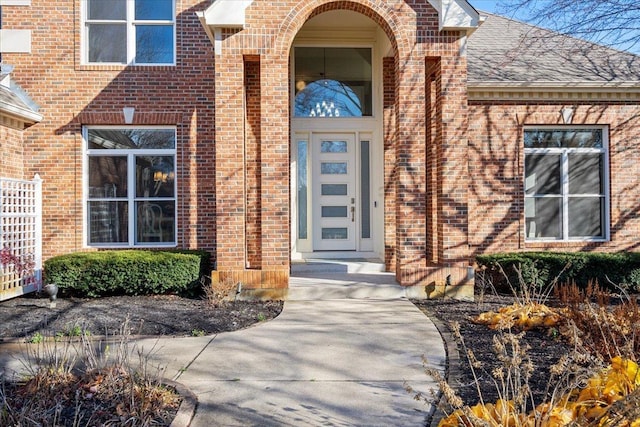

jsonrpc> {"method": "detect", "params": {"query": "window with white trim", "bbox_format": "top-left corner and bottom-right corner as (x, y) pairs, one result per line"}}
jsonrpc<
(524, 128), (608, 241)
(85, 127), (176, 247)
(83, 0), (175, 65)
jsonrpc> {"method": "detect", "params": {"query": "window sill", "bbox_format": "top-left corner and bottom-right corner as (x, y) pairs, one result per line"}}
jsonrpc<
(524, 239), (608, 248)
(76, 64), (176, 72)
(87, 243), (178, 249)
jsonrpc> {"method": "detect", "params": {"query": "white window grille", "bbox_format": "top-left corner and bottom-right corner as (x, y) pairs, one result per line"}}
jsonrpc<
(524, 127), (609, 241)
(82, 0), (176, 65)
(0, 174), (43, 301)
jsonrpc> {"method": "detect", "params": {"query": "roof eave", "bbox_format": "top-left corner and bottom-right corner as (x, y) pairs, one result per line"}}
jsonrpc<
(0, 100), (43, 128)
(469, 81), (640, 92)
(468, 80), (640, 101)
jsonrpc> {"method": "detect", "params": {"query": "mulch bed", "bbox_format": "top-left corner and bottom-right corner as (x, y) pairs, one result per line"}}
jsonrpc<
(0, 295), (283, 425)
(413, 294), (571, 408)
(0, 293), (283, 340)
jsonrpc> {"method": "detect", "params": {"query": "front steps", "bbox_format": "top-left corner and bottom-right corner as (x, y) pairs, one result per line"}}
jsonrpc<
(288, 259), (420, 300)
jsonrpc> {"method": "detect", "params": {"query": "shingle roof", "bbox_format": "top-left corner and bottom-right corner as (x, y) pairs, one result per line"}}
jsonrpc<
(467, 13), (640, 84)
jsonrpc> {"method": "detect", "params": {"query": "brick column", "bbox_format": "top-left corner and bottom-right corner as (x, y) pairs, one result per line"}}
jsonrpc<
(395, 55), (427, 274)
(438, 55), (470, 267)
(259, 55), (290, 289)
(214, 52), (246, 271)
(395, 52), (473, 299)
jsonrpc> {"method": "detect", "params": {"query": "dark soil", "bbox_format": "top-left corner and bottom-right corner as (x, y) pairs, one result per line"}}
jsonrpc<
(0, 293), (283, 340)
(0, 294), (283, 427)
(413, 294), (571, 410)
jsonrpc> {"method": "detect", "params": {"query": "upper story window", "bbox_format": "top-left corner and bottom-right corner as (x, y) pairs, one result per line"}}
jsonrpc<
(524, 128), (609, 241)
(294, 47), (372, 118)
(83, 0), (175, 65)
(85, 127), (177, 247)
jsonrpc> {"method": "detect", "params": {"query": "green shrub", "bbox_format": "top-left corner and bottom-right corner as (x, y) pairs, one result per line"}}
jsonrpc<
(44, 249), (211, 298)
(477, 252), (640, 293)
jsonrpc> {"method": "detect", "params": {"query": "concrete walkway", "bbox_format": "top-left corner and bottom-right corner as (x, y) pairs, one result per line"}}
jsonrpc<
(137, 270), (447, 426)
(0, 268), (447, 426)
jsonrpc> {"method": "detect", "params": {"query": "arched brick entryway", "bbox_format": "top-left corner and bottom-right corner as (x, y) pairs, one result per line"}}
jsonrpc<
(212, 0), (475, 299)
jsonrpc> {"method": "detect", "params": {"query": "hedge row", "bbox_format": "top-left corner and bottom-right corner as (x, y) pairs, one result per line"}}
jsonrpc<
(44, 250), (211, 298)
(476, 252), (640, 293)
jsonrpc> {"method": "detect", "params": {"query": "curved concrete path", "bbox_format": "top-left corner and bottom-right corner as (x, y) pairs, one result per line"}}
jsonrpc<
(136, 272), (446, 426)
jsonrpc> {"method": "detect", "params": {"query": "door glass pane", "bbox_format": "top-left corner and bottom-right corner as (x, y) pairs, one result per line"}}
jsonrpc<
(322, 228), (348, 240)
(88, 0), (126, 20)
(88, 201), (128, 243)
(88, 24), (126, 63)
(136, 25), (174, 64)
(136, 201), (175, 243)
(294, 47), (372, 117)
(569, 197), (603, 238)
(569, 153), (603, 194)
(135, 0), (173, 20)
(321, 141), (348, 153)
(88, 156), (128, 197)
(297, 140), (308, 239)
(321, 162), (347, 174)
(321, 184), (347, 196)
(322, 206), (348, 217)
(525, 197), (562, 239)
(136, 156), (175, 198)
(361, 140), (371, 239)
(525, 153), (561, 195)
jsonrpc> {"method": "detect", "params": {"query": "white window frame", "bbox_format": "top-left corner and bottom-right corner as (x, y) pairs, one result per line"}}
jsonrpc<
(81, 0), (176, 65)
(83, 125), (177, 248)
(524, 126), (610, 242)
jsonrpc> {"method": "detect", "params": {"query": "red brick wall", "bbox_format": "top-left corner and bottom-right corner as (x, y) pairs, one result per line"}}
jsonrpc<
(245, 58), (262, 269)
(468, 102), (640, 255)
(383, 57), (397, 271)
(425, 58), (441, 265)
(4, 0), (484, 294)
(0, 124), (24, 179)
(3, 0), (217, 259)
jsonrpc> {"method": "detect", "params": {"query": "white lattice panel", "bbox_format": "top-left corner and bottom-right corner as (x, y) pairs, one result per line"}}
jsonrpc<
(0, 175), (42, 301)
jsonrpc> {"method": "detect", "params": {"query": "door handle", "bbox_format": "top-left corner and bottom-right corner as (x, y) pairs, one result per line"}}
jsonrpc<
(351, 206), (355, 222)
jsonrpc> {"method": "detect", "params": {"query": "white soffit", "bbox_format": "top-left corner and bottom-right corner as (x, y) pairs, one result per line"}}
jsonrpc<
(197, 0), (253, 53)
(428, 0), (481, 32)
(198, 0), (253, 28)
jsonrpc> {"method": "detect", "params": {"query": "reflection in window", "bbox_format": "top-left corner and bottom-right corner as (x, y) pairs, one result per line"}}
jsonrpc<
(294, 47), (372, 117)
(296, 80), (363, 117)
(297, 140), (308, 239)
(524, 129), (603, 148)
(361, 140), (371, 239)
(322, 228), (348, 240)
(321, 140), (348, 153)
(524, 128), (607, 241)
(321, 184), (347, 196)
(86, 127), (176, 247)
(321, 162), (348, 175)
(322, 206), (348, 217)
(85, 0), (175, 65)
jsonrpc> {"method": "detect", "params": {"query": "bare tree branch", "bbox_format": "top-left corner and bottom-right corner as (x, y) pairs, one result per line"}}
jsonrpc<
(494, 0), (640, 54)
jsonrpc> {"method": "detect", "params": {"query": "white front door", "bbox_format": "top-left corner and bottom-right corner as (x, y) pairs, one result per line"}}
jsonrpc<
(312, 133), (357, 251)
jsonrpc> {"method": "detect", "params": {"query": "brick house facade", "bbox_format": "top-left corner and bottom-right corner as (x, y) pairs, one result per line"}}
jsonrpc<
(2, 0), (639, 299)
